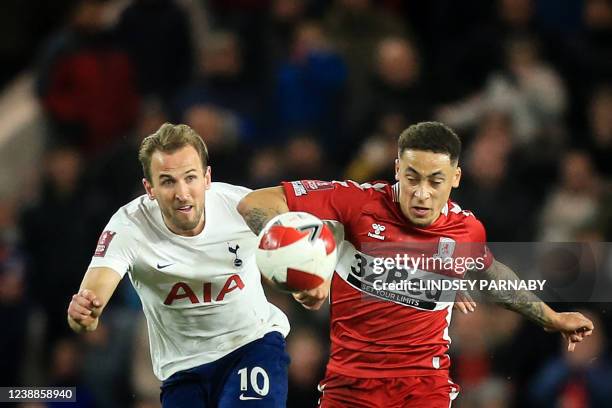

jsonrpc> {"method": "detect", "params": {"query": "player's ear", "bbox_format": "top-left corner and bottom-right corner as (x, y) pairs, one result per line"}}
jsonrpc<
(204, 166), (212, 190)
(143, 178), (155, 200)
(452, 166), (461, 188)
(394, 159), (400, 181)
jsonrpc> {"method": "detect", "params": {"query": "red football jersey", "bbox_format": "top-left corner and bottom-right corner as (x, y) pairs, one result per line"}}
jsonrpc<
(282, 180), (493, 378)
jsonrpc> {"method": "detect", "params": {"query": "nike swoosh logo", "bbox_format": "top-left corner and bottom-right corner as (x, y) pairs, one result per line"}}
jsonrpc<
(239, 394), (262, 401)
(157, 263), (173, 269)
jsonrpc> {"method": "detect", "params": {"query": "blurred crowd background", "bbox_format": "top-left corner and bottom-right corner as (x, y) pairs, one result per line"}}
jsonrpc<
(1, 0), (612, 407)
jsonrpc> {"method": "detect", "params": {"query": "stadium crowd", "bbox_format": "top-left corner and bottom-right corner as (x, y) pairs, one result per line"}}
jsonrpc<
(1, 0), (612, 407)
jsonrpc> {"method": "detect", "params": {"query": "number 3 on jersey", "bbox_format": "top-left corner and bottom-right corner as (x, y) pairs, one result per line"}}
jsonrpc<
(238, 366), (270, 400)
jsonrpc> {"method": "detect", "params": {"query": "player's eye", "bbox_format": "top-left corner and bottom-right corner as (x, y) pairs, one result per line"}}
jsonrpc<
(186, 175), (197, 182)
(162, 179), (174, 186)
(431, 180), (443, 186)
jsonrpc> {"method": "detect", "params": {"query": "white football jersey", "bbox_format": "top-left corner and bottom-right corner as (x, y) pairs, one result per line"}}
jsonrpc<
(88, 182), (290, 380)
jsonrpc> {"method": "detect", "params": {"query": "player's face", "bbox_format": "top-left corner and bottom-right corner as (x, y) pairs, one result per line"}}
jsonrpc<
(142, 145), (211, 236)
(395, 150), (461, 227)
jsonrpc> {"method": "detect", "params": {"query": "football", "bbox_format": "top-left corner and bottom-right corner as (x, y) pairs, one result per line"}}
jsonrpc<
(256, 212), (337, 292)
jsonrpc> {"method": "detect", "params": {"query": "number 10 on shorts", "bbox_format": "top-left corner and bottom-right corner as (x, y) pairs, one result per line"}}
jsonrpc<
(238, 366), (270, 397)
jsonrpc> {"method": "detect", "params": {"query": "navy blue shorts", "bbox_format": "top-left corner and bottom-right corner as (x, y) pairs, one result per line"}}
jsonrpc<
(160, 331), (289, 408)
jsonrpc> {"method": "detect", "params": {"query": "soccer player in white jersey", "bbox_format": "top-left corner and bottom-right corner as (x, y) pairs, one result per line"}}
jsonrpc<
(67, 123), (290, 407)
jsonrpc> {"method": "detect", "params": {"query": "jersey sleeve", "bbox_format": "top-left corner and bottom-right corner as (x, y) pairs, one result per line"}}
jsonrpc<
(88, 209), (139, 278)
(467, 216), (494, 271)
(281, 180), (369, 223)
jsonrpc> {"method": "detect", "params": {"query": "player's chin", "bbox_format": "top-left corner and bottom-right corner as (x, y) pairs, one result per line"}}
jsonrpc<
(302, 301), (324, 311)
(408, 216), (433, 228)
(173, 217), (200, 232)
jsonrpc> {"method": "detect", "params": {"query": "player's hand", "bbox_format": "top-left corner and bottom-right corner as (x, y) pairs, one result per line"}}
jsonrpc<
(454, 291), (476, 314)
(293, 279), (331, 311)
(545, 312), (594, 352)
(67, 289), (102, 331)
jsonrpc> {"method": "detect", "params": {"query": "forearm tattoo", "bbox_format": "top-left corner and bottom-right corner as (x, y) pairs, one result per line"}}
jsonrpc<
(479, 260), (553, 328)
(243, 207), (280, 235)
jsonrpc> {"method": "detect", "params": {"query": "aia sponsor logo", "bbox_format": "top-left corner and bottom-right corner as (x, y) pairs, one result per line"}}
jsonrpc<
(163, 274), (245, 305)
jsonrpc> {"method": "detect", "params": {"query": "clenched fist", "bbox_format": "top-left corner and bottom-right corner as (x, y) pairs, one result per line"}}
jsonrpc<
(67, 289), (102, 332)
(293, 279), (331, 311)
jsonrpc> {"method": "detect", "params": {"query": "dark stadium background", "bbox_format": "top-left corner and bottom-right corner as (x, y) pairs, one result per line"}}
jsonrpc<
(1, 0), (611, 407)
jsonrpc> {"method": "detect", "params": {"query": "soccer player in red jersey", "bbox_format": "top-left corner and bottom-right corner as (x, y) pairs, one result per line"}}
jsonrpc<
(238, 122), (594, 407)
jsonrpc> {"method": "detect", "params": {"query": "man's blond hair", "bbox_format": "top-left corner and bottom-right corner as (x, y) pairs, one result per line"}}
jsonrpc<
(139, 123), (209, 183)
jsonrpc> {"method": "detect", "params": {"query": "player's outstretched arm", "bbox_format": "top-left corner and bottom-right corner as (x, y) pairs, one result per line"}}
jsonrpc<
(67, 267), (122, 333)
(237, 186), (289, 235)
(238, 186), (332, 308)
(478, 260), (594, 351)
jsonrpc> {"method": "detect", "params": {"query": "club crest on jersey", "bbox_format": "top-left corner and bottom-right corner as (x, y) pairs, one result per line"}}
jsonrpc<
(433, 237), (456, 260)
(228, 243), (242, 268)
(367, 223), (386, 240)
